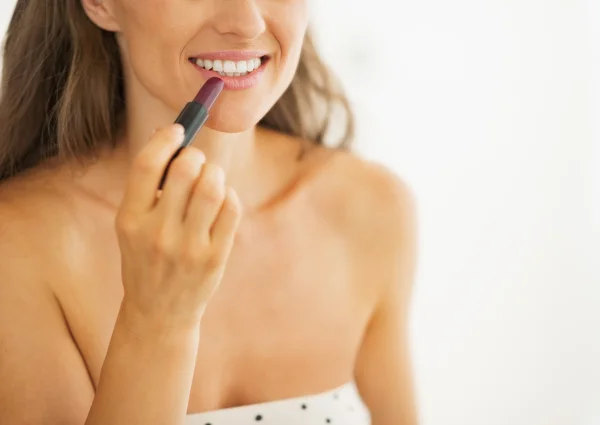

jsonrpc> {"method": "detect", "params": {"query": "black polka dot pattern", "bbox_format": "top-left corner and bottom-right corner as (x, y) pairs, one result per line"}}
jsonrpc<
(185, 382), (370, 425)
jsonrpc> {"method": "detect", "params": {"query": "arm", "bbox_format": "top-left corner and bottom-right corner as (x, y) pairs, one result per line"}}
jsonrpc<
(85, 305), (200, 425)
(1, 126), (240, 425)
(0, 238), (94, 425)
(353, 173), (419, 425)
(0, 215), (199, 425)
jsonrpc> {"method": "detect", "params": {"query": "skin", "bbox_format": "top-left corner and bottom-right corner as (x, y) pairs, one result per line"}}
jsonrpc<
(0, 0), (419, 424)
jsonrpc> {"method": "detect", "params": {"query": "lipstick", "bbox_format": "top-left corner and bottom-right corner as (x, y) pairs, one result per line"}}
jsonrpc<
(159, 77), (224, 190)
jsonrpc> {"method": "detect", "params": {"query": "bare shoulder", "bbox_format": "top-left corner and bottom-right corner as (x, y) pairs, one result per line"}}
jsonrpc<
(0, 177), (63, 319)
(0, 167), (82, 275)
(341, 151), (415, 223)
(307, 148), (417, 243)
(301, 147), (418, 306)
(0, 173), (94, 424)
(0, 182), (45, 284)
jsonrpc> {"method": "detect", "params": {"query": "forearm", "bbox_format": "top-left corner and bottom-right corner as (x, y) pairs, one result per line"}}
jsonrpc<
(85, 303), (200, 425)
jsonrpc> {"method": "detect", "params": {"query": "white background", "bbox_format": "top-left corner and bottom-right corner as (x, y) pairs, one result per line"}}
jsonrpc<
(1, 1), (598, 425)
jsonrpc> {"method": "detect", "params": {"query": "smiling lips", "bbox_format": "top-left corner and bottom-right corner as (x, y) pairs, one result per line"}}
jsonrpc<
(192, 57), (264, 77)
(189, 51), (269, 90)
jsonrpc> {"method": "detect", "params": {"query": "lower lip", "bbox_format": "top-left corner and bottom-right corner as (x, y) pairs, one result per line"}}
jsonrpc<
(191, 59), (268, 91)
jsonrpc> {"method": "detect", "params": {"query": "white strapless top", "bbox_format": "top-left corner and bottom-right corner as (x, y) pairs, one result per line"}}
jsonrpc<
(185, 382), (371, 425)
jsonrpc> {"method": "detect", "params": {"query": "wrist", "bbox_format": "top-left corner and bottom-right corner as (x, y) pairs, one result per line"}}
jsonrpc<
(116, 299), (203, 342)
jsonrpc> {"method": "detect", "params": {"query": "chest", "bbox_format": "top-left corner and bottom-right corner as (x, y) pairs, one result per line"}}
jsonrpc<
(58, 214), (376, 410)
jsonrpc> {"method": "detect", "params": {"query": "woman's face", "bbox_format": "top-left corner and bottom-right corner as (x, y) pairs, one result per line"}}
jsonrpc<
(86, 0), (308, 132)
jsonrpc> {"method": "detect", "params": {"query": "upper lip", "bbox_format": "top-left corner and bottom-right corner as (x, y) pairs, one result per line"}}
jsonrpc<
(189, 50), (269, 61)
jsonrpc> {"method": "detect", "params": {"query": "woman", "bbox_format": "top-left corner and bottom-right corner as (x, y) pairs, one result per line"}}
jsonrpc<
(0, 0), (418, 424)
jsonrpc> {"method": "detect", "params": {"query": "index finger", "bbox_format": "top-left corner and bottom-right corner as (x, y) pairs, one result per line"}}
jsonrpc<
(120, 125), (185, 214)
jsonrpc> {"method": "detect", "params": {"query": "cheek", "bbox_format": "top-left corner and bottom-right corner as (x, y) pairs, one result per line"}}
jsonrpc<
(268, 1), (308, 58)
(116, 0), (196, 103)
(271, 4), (308, 80)
(254, 3), (306, 95)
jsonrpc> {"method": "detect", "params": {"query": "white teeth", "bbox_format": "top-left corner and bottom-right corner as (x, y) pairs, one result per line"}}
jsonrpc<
(212, 60), (223, 72)
(236, 61), (247, 73)
(223, 60), (236, 73)
(193, 56), (264, 76)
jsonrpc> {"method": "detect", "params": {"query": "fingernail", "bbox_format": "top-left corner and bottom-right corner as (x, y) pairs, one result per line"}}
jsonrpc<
(173, 124), (185, 135)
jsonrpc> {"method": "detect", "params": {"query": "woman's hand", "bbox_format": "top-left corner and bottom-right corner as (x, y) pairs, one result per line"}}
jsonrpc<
(114, 124), (242, 333)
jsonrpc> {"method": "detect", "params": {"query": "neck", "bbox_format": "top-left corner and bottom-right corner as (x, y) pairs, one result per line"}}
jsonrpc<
(123, 122), (258, 193)
(73, 90), (261, 212)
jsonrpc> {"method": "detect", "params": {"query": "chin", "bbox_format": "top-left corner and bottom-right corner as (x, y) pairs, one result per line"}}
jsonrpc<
(204, 96), (275, 133)
(205, 115), (256, 133)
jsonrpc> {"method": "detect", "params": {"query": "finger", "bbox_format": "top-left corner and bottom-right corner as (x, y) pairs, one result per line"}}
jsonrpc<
(155, 147), (206, 222)
(184, 163), (226, 240)
(210, 187), (242, 253)
(120, 125), (185, 214)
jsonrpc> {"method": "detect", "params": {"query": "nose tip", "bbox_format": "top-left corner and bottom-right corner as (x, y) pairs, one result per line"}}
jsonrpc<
(213, 0), (266, 40)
